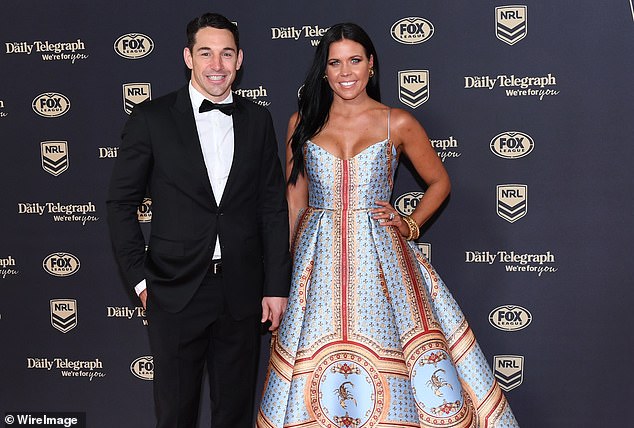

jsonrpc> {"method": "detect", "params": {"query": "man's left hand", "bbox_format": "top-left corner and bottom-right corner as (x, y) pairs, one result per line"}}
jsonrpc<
(261, 297), (288, 331)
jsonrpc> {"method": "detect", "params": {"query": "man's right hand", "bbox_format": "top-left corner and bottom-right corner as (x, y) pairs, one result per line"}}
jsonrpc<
(139, 289), (147, 309)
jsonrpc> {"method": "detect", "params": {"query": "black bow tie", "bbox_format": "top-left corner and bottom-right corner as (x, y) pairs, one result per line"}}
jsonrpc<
(199, 99), (235, 115)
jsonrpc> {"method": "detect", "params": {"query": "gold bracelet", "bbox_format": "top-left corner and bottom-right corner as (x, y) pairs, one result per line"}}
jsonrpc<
(402, 215), (420, 241)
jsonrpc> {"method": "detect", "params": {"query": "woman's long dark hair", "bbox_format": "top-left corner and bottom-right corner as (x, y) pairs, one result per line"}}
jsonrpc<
(288, 23), (381, 184)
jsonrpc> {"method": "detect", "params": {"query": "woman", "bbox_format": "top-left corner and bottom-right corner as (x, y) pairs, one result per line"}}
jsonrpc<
(258, 23), (519, 428)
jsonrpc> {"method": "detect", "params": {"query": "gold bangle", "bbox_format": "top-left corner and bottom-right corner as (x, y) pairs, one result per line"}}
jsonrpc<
(402, 215), (420, 241)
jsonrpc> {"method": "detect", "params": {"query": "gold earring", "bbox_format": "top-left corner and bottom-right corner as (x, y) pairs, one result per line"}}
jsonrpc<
(369, 68), (375, 78)
(323, 74), (327, 80)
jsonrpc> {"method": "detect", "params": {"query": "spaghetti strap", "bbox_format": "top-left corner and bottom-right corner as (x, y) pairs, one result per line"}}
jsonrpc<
(387, 108), (391, 141)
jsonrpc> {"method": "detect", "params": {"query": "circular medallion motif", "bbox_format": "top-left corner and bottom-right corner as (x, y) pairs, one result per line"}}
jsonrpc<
(411, 348), (466, 422)
(309, 352), (384, 427)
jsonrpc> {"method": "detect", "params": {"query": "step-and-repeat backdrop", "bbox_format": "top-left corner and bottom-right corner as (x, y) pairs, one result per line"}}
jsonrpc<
(2, 1), (633, 426)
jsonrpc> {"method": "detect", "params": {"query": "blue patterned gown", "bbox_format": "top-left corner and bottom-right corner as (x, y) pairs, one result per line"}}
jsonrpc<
(258, 123), (519, 428)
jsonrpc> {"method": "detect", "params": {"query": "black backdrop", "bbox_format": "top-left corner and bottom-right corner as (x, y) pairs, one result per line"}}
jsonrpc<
(2, 1), (633, 426)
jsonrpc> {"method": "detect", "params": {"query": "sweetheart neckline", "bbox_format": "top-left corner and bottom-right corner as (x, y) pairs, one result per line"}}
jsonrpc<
(306, 139), (391, 161)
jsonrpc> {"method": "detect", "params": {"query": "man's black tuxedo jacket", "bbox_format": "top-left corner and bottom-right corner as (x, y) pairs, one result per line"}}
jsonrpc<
(106, 86), (291, 316)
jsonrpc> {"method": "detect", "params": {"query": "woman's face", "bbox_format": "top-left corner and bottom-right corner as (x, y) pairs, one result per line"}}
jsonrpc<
(324, 39), (373, 102)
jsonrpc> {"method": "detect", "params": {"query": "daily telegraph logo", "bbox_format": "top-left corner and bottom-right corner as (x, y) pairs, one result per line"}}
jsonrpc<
(27, 357), (105, 380)
(41, 141), (69, 176)
(43, 252), (80, 277)
(391, 17), (434, 44)
(1, 255), (19, 279)
(490, 132), (534, 159)
(395, 191), (424, 216)
(50, 299), (77, 333)
(431, 136), (461, 163)
(32, 93), (70, 118)
(465, 250), (558, 276)
(271, 25), (330, 46)
(98, 147), (118, 158)
(493, 355), (524, 391)
(496, 6), (527, 45)
(130, 356), (154, 380)
(497, 184), (527, 223)
(107, 306), (147, 326)
(17, 201), (99, 225)
(464, 73), (559, 100)
(234, 86), (270, 107)
(114, 33), (154, 59)
(137, 198), (152, 223)
(488, 305), (532, 331)
(123, 83), (151, 114)
(5, 39), (88, 63)
(398, 70), (429, 109)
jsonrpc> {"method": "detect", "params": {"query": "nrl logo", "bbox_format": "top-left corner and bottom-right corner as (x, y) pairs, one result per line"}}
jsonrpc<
(398, 70), (429, 109)
(496, 5), (528, 45)
(50, 299), (78, 333)
(41, 141), (69, 176)
(123, 83), (151, 115)
(416, 243), (431, 262)
(493, 355), (524, 391)
(497, 184), (527, 223)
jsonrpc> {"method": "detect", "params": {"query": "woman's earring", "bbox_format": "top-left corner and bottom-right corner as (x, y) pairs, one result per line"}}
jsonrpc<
(369, 68), (375, 78)
(323, 74), (327, 80)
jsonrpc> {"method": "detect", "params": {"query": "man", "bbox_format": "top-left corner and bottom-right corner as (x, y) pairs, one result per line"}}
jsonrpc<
(106, 13), (291, 428)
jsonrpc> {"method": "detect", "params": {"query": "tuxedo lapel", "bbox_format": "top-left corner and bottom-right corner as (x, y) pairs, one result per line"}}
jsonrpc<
(170, 87), (217, 208)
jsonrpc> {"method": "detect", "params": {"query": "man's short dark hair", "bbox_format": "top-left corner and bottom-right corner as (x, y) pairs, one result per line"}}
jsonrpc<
(186, 13), (239, 51)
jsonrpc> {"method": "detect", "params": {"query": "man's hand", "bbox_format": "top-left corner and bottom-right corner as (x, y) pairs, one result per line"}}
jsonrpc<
(261, 297), (288, 331)
(139, 289), (147, 309)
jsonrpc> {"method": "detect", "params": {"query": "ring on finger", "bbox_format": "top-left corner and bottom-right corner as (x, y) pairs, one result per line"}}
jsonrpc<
(388, 212), (395, 220)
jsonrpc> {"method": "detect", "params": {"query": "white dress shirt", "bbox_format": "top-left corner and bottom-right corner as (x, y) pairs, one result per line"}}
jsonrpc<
(189, 83), (235, 259)
(135, 83), (234, 296)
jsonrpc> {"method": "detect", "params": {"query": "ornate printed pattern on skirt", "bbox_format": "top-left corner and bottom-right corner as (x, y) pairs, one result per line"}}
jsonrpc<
(257, 139), (519, 427)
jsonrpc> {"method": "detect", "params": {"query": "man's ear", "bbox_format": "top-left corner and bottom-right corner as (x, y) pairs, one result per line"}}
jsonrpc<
(236, 49), (244, 70)
(184, 47), (193, 70)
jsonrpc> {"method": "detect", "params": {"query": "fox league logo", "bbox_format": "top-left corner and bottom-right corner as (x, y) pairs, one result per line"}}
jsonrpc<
(497, 184), (527, 223)
(43, 252), (81, 277)
(32, 92), (71, 118)
(394, 191), (424, 216)
(490, 131), (534, 159)
(50, 299), (78, 333)
(493, 355), (524, 391)
(123, 83), (151, 114)
(496, 5), (527, 45)
(390, 17), (434, 44)
(41, 141), (69, 176)
(489, 305), (532, 331)
(398, 70), (429, 109)
(114, 33), (154, 59)
(130, 356), (154, 380)
(137, 198), (152, 223)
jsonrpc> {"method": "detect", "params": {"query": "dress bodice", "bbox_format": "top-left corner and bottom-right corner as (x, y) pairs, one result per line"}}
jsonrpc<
(304, 139), (399, 211)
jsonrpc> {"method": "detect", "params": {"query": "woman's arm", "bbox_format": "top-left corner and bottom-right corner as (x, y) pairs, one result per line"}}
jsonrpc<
(285, 112), (309, 242)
